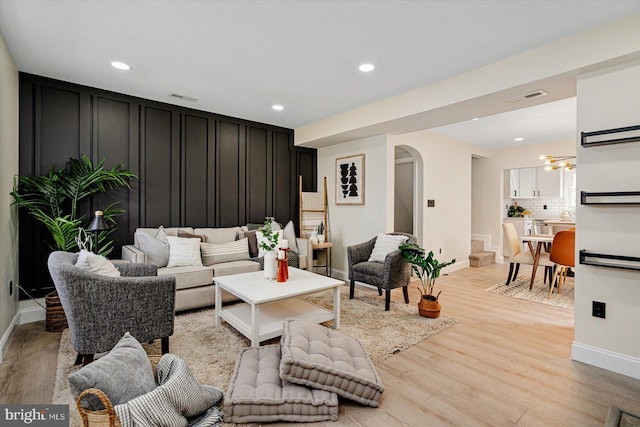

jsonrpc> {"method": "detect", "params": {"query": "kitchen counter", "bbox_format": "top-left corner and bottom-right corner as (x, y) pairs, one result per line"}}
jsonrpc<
(543, 219), (575, 225)
(504, 217), (573, 222)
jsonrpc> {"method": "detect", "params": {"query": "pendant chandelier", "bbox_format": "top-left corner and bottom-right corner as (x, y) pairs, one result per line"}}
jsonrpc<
(539, 155), (576, 171)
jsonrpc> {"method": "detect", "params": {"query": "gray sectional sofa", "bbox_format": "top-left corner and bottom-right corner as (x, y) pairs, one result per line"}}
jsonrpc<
(122, 226), (312, 311)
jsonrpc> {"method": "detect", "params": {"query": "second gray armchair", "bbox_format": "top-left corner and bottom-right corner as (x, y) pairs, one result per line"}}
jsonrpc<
(347, 232), (417, 311)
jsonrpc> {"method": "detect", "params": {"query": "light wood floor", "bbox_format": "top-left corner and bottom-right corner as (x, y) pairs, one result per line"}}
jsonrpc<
(2, 263), (640, 426)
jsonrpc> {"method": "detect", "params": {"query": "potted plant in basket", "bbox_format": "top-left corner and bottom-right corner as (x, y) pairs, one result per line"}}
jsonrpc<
(399, 243), (455, 318)
(11, 155), (136, 331)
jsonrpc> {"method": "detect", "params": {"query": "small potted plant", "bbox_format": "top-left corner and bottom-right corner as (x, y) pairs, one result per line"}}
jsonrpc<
(317, 221), (325, 243)
(399, 243), (455, 318)
(259, 217), (280, 279)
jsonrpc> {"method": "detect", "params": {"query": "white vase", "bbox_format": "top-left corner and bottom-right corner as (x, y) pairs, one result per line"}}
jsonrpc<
(264, 250), (278, 280)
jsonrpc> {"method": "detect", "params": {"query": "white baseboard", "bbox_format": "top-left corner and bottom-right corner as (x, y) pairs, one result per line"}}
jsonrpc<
(572, 341), (640, 380)
(448, 260), (470, 272)
(0, 312), (20, 363)
(19, 305), (45, 325)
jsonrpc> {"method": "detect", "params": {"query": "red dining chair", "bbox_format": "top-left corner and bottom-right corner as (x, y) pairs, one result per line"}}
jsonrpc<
(549, 230), (575, 298)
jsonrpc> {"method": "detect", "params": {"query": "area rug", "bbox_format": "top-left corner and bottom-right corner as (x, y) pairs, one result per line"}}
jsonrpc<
(53, 287), (456, 426)
(606, 406), (640, 427)
(484, 276), (574, 309)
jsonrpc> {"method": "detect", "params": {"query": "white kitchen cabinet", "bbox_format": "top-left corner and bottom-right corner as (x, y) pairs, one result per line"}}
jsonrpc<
(504, 167), (536, 198)
(504, 167), (563, 199)
(535, 166), (563, 197)
(519, 167), (536, 198)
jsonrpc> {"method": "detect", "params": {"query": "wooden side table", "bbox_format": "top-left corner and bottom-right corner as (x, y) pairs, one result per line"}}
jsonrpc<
(312, 242), (333, 276)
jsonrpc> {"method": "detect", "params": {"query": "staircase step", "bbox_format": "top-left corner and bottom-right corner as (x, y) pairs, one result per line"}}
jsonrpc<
(470, 239), (485, 253)
(469, 251), (495, 268)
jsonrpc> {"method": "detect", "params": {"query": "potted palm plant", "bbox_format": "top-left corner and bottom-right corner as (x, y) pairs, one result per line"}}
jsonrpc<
(11, 155), (136, 331)
(399, 243), (455, 318)
(11, 154), (137, 256)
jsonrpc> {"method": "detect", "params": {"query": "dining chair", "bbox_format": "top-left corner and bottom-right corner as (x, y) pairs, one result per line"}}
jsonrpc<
(502, 223), (554, 286)
(549, 230), (575, 298)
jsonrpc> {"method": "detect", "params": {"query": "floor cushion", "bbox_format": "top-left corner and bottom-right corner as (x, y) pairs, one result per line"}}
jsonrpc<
(224, 345), (338, 423)
(279, 320), (384, 407)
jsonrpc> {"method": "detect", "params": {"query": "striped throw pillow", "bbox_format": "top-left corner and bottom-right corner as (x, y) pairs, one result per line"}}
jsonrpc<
(201, 238), (250, 266)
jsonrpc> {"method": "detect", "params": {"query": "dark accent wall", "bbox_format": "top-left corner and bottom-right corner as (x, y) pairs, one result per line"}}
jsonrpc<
(19, 73), (316, 298)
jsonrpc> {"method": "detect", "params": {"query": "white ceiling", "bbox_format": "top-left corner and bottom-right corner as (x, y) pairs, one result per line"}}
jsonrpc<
(432, 97), (577, 150)
(1, 1), (639, 148)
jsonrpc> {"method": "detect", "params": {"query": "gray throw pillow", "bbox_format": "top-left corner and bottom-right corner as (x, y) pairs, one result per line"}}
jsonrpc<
(178, 229), (207, 242)
(237, 230), (259, 258)
(69, 332), (156, 410)
(136, 227), (169, 267)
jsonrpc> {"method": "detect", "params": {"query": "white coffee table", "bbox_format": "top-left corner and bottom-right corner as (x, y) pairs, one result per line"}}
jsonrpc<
(214, 267), (344, 347)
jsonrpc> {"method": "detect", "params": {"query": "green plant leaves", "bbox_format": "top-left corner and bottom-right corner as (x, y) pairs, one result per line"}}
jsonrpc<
(258, 217), (280, 252)
(399, 242), (455, 297)
(10, 155), (137, 256)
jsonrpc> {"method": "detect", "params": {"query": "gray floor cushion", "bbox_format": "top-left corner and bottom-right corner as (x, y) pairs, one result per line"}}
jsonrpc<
(224, 344), (339, 423)
(279, 320), (384, 407)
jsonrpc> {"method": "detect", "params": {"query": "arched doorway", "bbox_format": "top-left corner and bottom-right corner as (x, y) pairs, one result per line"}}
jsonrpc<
(394, 145), (423, 245)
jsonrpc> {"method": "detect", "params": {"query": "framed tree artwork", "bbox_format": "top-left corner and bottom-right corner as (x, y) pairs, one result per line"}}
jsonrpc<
(335, 154), (365, 205)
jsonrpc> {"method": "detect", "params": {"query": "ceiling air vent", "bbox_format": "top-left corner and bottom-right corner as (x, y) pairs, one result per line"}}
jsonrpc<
(170, 93), (199, 102)
(504, 90), (547, 103)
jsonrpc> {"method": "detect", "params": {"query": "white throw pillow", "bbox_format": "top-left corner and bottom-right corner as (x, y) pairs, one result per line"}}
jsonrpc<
(368, 233), (408, 263)
(283, 220), (300, 254)
(75, 250), (121, 277)
(166, 236), (203, 267)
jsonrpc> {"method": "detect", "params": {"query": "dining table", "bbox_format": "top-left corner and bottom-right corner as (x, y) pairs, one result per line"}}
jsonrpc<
(521, 234), (555, 290)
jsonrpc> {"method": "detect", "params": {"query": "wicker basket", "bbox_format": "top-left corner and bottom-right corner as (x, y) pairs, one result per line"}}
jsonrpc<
(76, 355), (161, 427)
(45, 291), (68, 332)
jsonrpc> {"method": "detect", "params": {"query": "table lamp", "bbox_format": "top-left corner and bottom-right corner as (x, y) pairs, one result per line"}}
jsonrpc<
(88, 210), (110, 253)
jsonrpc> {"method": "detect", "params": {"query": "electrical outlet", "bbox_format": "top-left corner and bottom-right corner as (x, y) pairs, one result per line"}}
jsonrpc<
(439, 248), (442, 254)
(543, 204), (548, 210)
(9, 280), (13, 296)
(592, 301), (606, 319)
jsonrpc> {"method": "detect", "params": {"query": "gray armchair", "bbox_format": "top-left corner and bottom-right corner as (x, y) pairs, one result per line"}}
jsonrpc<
(47, 251), (176, 366)
(348, 232), (417, 311)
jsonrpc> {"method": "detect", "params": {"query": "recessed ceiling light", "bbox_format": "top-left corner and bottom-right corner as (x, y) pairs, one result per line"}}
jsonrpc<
(358, 63), (375, 72)
(514, 137), (524, 141)
(471, 117), (479, 121)
(110, 61), (131, 70)
(272, 105), (284, 111)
